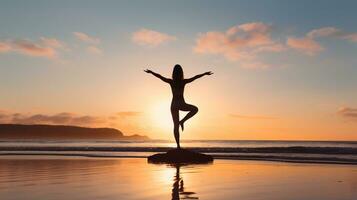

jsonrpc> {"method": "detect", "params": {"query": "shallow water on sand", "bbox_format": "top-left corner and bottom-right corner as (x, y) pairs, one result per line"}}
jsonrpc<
(0, 156), (356, 200)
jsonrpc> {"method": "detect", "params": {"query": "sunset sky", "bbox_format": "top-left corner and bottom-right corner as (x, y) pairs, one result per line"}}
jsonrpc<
(0, 0), (357, 140)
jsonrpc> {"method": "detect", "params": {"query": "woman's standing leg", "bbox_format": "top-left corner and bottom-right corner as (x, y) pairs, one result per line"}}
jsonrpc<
(171, 107), (181, 148)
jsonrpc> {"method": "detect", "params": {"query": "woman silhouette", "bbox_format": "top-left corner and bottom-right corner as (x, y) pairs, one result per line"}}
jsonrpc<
(145, 64), (213, 148)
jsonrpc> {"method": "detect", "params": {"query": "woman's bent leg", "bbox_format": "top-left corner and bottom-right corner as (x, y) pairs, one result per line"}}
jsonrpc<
(179, 103), (198, 131)
(171, 107), (180, 148)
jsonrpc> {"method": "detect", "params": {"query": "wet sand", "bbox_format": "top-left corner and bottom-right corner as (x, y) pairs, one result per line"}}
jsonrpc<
(0, 156), (356, 200)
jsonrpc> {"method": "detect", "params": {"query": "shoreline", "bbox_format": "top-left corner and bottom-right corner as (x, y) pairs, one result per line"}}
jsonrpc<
(1, 152), (357, 165)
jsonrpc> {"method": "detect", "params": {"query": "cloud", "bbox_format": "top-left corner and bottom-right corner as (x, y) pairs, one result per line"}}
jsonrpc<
(307, 27), (357, 42)
(287, 37), (324, 56)
(40, 37), (65, 49)
(342, 34), (357, 42)
(116, 111), (142, 118)
(87, 46), (102, 54)
(0, 42), (11, 52)
(11, 39), (57, 58)
(73, 32), (102, 54)
(193, 22), (285, 69)
(307, 27), (342, 38)
(0, 110), (145, 130)
(338, 107), (357, 119)
(73, 32), (101, 44)
(0, 112), (104, 127)
(288, 26), (357, 55)
(229, 114), (277, 120)
(0, 37), (67, 59)
(8, 112), (105, 126)
(132, 28), (176, 47)
(253, 43), (286, 53)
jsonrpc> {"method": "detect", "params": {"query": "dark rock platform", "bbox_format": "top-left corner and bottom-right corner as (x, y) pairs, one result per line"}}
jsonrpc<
(148, 148), (213, 164)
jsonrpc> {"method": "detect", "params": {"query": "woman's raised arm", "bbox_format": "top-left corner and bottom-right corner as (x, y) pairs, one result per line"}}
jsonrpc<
(144, 69), (171, 83)
(184, 71), (213, 84)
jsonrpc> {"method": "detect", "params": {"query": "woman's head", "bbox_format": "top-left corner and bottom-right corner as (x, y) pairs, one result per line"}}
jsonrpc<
(172, 64), (183, 81)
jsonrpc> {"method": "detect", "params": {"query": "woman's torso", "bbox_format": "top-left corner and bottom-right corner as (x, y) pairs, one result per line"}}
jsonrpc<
(170, 81), (185, 106)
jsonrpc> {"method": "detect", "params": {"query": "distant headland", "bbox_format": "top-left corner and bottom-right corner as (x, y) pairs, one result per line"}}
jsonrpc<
(0, 124), (149, 140)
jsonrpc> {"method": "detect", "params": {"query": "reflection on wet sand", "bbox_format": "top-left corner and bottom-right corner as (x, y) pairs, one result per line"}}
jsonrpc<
(1, 156), (356, 200)
(171, 164), (199, 200)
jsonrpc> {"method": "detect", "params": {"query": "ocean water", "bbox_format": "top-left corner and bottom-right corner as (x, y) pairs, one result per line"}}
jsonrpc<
(1, 140), (357, 164)
(1, 141), (357, 199)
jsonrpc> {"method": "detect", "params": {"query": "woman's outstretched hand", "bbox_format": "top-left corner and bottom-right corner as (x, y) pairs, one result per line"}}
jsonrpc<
(204, 71), (213, 76)
(144, 69), (153, 74)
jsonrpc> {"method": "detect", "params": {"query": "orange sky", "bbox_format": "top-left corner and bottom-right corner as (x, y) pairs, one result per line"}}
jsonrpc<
(1, 1), (357, 140)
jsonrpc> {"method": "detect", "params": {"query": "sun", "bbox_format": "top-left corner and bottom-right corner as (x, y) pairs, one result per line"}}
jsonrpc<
(150, 100), (173, 132)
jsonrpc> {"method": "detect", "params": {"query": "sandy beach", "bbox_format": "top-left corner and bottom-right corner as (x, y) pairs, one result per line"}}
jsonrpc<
(0, 156), (356, 200)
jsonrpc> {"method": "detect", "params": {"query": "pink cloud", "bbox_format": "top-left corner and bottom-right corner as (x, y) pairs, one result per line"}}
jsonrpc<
(224, 22), (273, 46)
(238, 22), (271, 32)
(287, 37), (323, 56)
(194, 22), (285, 69)
(40, 37), (64, 48)
(12, 39), (56, 58)
(253, 43), (286, 53)
(132, 28), (176, 46)
(194, 31), (250, 61)
(342, 33), (357, 42)
(288, 27), (357, 55)
(307, 27), (342, 38)
(0, 42), (11, 52)
(73, 32), (101, 44)
(87, 46), (103, 54)
(194, 22), (277, 57)
(307, 27), (357, 42)
(0, 37), (67, 59)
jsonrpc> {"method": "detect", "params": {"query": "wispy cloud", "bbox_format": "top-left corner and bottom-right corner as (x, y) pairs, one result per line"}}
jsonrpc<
(307, 27), (342, 38)
(3, 112), (105, 127)
(0, 110), (145, 131)
(40, 37), (65, 49)
(287, 26), (357, 55)
(132, 28), (176, 47)
(73, 32), (102, 54)
(0, 42), (11, 52)
(229, 113), (277, 120)
(87, 46), (102, 54)
(12, 39), (57, 58)
(338, 107), (357, 119)
(342, 34), (357, 42)
(73, 32), (101, 44)
(307, 27), (357, 42)
(0, 37), (67, 59)
(193, 22), (285, 69)
(287, 36), (323, 56)
(116, 111), (142, 118)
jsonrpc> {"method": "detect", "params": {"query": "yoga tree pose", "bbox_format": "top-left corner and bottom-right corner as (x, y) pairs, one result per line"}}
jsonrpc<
(145, 64), (213, 148)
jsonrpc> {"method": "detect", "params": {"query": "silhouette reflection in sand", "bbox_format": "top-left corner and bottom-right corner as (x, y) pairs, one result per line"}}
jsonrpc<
(171, 164), (199, 200)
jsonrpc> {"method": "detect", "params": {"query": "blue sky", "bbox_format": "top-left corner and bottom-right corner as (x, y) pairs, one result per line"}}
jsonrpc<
(0, 0), (357, 140)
